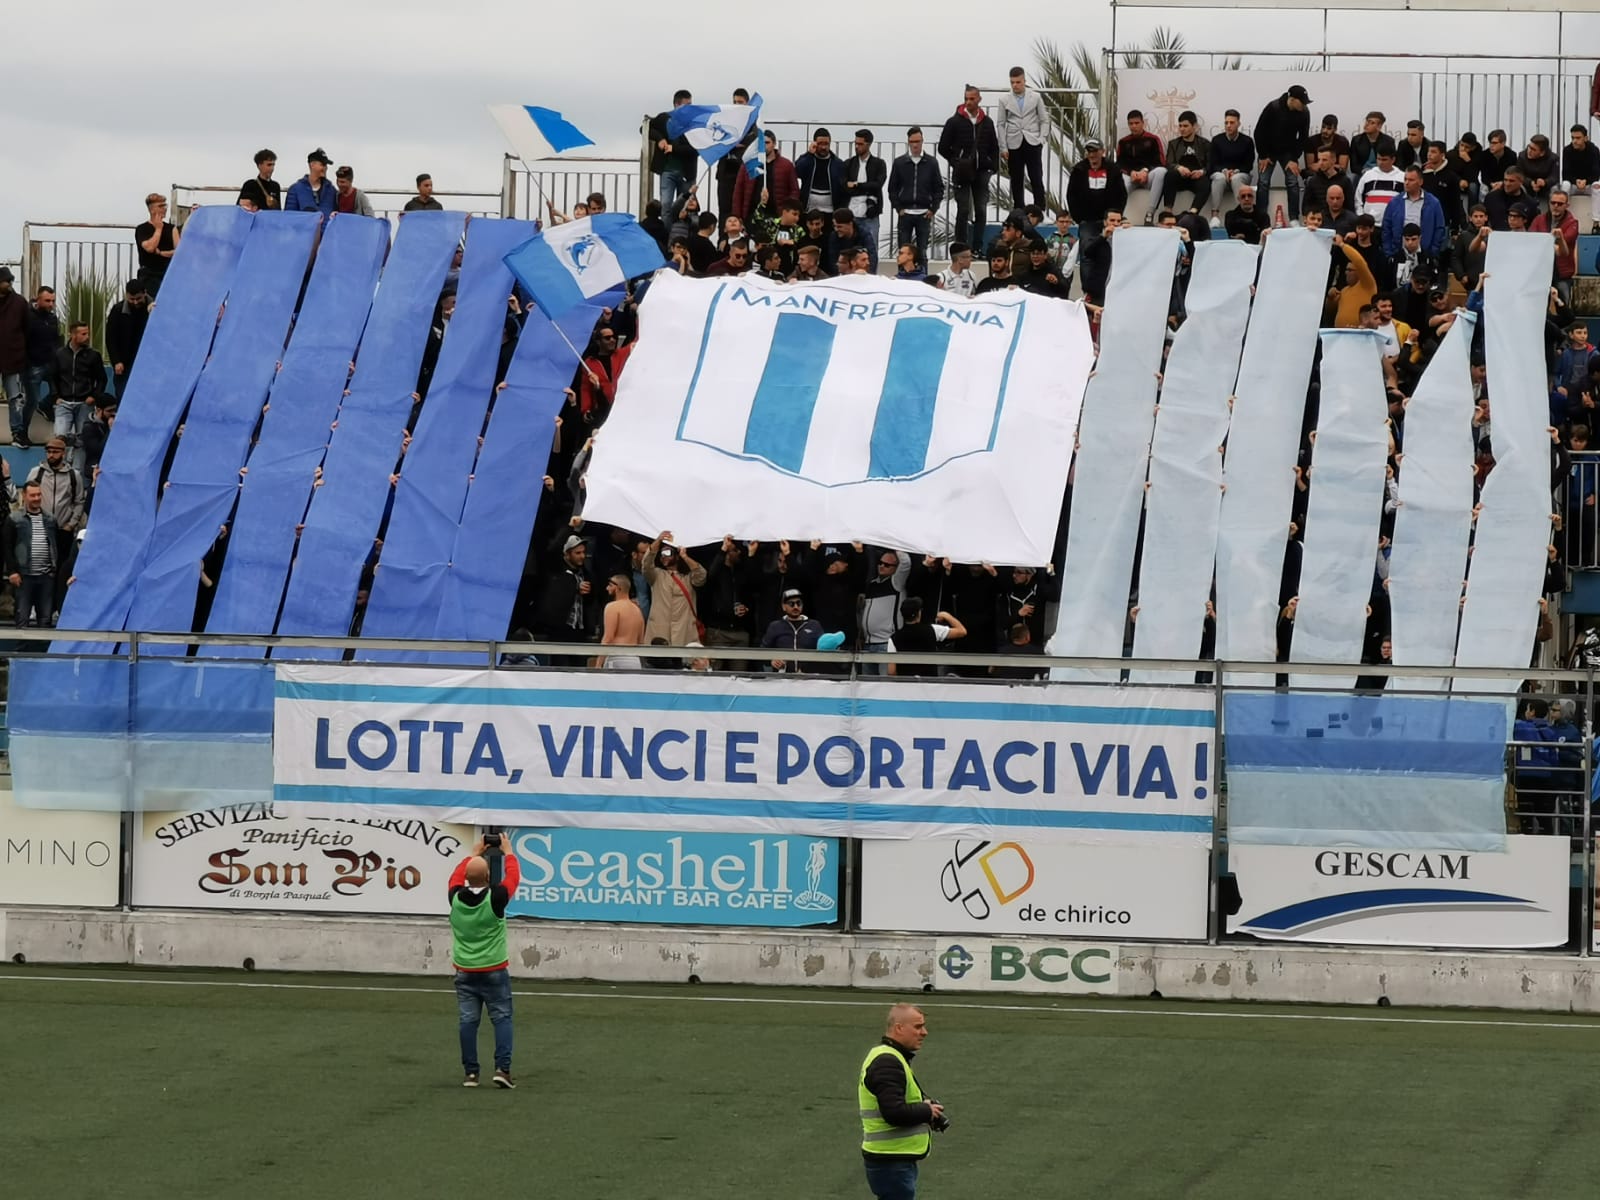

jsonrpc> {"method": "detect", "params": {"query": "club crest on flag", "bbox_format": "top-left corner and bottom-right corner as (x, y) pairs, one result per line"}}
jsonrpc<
(673, 278), (1027, 487)
(567, 234), (600, 275)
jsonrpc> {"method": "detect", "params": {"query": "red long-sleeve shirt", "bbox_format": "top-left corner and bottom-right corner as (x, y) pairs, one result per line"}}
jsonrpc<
(447, 851), (522, 971)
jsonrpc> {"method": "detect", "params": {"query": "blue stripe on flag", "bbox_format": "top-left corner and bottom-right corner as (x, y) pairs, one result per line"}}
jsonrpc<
(869, 317), (952, 479)
(273, 679), (1216, 726)
(523, 106), (593, 154)
(743, 312), (836, 472)
(503, 237), (586, 316)
(273, 784), (1215, 833)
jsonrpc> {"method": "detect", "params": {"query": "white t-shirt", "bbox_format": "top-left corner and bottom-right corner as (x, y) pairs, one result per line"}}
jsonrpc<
(887, 623), (950, 653)
(939, 268), (976, 297)
(1356, 165), (1406, 220)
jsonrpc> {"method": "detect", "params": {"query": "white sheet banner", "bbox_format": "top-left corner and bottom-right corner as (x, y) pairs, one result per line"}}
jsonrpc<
(273, 668), (1216, 845)
(1215, 228), (1332, 679)
(1455, 233), (1556, 689)
(130, 802), (474, 913)
(581, 272), (1094, 565)
(1051, 228), (1179, 680)
(1131, 240), (1257, 681)
(1231, 835), (1567, 948)
(859, 838), (1209, 940)
(1288, 331), (1390, 689)
(1387, 312), (1476, 686)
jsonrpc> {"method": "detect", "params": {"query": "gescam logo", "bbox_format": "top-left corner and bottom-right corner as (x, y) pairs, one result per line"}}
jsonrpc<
(937, 940), (1117, 993)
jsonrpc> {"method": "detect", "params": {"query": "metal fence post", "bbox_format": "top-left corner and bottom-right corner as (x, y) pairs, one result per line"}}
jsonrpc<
(638, 120), (653, 218)
(1207, 659), (1225, 945)
(1585, 667), (1595, 956)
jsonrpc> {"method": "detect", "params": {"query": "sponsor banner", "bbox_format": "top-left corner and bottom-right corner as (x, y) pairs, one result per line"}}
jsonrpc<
(1230, 835), (1568, 948)
(505, 828), (840, 926)
(934, 938), (1123, 995)
(1113, 69), (1418, 150)
(273, 667), (1215, 844)
(859, 839), (1208, 940)
(0, 788), (120, 907)
(131, 802), (472, 914)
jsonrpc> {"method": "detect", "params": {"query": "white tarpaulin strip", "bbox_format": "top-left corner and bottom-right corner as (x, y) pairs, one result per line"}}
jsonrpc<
(1214, 228), (1333, 681)
(581, 272), (1094, 565)
(1050, 227), (1181, 681)
(1288, 331), (1391, 690)
(1454, 233), (1556, 692)
(1130, 240), (1258, 683)
(1387, 311), (1477, 689)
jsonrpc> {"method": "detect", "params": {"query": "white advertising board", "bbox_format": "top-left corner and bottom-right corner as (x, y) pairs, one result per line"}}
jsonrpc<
(0, 788), (120, 907)
(860, 838), (1208, 941)
(1230, 835), (1568, 948)
(131, 802), (473, 914)
(1114, 70), (1419, 148)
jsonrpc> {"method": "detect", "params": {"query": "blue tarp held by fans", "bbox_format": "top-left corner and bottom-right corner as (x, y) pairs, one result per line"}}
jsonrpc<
(358, 218), (535, 658)
(202, 215), (390, 652)
(274, 210), (464, 655)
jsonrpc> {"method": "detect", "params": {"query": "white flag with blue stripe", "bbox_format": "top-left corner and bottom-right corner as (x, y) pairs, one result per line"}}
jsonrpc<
(668, 94), (763, 164)
(581, 272), (1095, 564)
(487, 104), (595, 163)
(502, 214), (666, 320)
(743, 125), (765, 180)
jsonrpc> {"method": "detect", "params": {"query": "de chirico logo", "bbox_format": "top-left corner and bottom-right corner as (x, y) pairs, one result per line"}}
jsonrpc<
(940, 840), (1036, 920)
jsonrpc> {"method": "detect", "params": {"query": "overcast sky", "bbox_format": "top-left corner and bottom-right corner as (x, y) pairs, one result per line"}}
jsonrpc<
(5, 0), (1596, 265)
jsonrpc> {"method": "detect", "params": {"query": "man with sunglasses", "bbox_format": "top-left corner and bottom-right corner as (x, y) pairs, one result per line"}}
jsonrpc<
(858, 548), (912, 673)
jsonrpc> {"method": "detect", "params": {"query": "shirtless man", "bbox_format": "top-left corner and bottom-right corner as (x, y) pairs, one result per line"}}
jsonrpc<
(594, 574), (645, 670)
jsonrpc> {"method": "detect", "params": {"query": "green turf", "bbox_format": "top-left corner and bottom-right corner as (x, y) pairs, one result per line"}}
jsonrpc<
(3, 966), (1597, 1199)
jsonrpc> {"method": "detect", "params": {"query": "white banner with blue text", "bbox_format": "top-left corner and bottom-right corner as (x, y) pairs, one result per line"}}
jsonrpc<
(272, 668), (1216, 845)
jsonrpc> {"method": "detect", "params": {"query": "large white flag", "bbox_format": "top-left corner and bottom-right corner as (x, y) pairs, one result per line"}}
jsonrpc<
(582, 273), (1093, 563)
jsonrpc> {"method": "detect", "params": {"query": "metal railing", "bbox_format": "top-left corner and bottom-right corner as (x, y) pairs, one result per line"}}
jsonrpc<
(20, 223), (140, 301)
(168, 184), (504, 227)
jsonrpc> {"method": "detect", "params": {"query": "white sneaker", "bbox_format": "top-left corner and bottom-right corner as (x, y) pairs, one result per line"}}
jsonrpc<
(1209, 214), (1222, 228)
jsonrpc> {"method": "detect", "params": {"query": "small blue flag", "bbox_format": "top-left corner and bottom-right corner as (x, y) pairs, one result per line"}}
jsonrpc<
(488, 104), (595, 163)
(503, 214), (666, 320)
(667, 94), (763, 165)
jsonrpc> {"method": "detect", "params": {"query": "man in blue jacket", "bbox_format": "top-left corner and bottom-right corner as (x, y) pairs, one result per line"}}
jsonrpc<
(284, 148), (337, 216)
(1381, 167), (1447, 259)
(795, 130), (848, 218)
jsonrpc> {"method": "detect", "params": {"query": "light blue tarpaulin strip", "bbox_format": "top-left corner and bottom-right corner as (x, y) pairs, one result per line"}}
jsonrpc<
(358, 219), (535, 656)
(743, 312), (835, 473)
(868, 317), (952, 480)
(123, 212), (321, 647)
(56, 205), (252, 644)
(426, 303), (603, 662)
(203, 215), (390, 652)
(1223, 690), (1508, 850)
(275, 211), (464, 654)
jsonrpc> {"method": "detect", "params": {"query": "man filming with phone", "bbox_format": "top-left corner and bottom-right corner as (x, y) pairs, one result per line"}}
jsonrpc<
(448, 831), (521, 1089)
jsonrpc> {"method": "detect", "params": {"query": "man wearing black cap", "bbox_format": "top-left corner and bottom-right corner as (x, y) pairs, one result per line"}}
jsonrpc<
(284, 148), (337, 215)
(405, 174), (444, 213)
(761, 589), (823, 674)
(239, 149), (280, 211)
(1254, 84), (1312, 223)
(536, 534), (597, 658)
(1066, 139), (1126, 250)
(104, 280), (148, 400)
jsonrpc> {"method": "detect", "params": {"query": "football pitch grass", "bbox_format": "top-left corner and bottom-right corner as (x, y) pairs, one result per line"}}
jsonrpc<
(4, 965), (1597, 1199)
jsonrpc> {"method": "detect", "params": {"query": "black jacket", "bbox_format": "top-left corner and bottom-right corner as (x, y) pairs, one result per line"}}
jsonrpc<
(844, 153), (887, 219)
(49, 344), (108, 403)
(887, 155), (944, 213)
(536, 564), (596, 641)
(1254, 95), (1310, 162)
(105, 299), (148, 371)
(0, 290), (25, 374)
(862, 1038), (934, 1162)
(647, 111), (698, 178)
(937, 108), (1000, 181)
(1066, 159), (1127, 228)
(26, 306), (60, 369)
(700, 549), (760, 633)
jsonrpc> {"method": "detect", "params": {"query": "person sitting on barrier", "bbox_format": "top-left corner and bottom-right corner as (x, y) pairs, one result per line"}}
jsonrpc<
(448, 835), (521, 1089)
(1206, 110), (1254, 226)
(1516, 134), (1557, 206)
(1115, 110), (1167, 226)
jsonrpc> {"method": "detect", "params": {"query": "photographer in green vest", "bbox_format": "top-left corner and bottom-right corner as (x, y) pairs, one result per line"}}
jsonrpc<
(447, 835), (522, 1089)
(858, 1003), (946, 1199)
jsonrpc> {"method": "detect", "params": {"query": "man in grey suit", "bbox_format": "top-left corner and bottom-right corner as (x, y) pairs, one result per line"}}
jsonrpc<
(999, 66), (1047, 209)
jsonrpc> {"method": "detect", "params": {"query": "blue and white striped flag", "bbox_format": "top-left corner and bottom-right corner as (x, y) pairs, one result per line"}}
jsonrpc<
(502, 214), (666, 320)
(668, 93), (763, 165)
(743, 124), (765, 180)
(487, 104), (595, 163)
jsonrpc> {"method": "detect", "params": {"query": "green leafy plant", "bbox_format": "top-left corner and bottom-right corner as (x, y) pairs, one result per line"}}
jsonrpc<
(58, 265), (119, 358)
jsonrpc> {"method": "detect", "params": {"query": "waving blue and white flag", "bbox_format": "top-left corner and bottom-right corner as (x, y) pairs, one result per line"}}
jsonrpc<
(503, 214), (666, 320)
(743, 124), (766, 180)
(487, 104), (595, 163)
(668, 93), (763, 164)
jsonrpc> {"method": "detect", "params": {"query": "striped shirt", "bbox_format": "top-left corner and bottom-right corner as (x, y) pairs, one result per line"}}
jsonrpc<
(26, 513), (52, 576)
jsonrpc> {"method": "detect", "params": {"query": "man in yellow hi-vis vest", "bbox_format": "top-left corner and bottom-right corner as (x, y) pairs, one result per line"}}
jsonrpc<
(858, 1003), (945, 1199)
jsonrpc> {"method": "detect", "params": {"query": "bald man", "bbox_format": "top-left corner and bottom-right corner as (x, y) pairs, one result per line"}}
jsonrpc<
(858, 1003), (945, 1199)
(448, 836), (522, 1088)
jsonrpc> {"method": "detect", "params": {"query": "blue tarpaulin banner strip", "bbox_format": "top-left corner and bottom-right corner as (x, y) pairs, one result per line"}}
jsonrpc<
(275, 210), (464, 653)
(123, 212), (321, 646)
(359, 219), (535, 657)
(56, 205), (252, 643)
(202, 215), (390, 653)
(425, 303), (602, 661)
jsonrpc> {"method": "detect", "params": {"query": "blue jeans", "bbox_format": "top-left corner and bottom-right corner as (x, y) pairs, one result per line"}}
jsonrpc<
(55, 399), (89, 473)
(865, 1160), (918, 1200)
(454, 967), (513, 1074)
(2, 372), (21, 439)
(659, 171), (690, 224)
(857, 215), (881, 271)
(1256, 158), (1303, 221)
(862, 640), (891, 676)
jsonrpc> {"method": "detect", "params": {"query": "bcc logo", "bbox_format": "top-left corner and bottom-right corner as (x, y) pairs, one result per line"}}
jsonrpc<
(938, 944), (975, 980)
